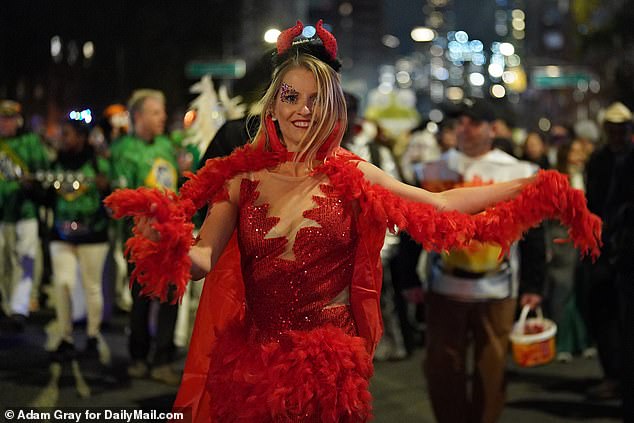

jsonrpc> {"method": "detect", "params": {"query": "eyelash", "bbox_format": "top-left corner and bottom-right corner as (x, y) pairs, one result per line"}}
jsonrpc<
(282, 94), (298, 103)
(281, 94), (320, 106)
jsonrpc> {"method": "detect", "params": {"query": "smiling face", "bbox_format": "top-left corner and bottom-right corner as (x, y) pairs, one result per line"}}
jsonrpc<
(271, 67), (320, 151)
(252, 54), (347, 164)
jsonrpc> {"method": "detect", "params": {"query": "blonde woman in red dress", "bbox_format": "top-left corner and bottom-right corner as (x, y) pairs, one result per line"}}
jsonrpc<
(106, 20), (601, 423)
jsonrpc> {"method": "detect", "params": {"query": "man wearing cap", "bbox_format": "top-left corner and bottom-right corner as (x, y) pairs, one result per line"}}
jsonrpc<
(418, 98), (545, 423)
(0, 100), (49, 332)
(581, 101), (633, 401)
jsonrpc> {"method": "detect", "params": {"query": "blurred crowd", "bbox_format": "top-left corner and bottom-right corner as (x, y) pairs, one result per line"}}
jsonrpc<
(1, 89), (633, 420)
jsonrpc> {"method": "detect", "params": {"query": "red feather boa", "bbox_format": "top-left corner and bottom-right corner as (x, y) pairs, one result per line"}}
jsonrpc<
(321, 153), (602, 258)
(104, 188), (193, 302)
(104, 144), (281, 303)
(104, 146), (601, 304)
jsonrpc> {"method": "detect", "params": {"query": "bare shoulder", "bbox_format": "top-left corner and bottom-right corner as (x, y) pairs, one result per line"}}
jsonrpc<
(355, 160), (385, 185)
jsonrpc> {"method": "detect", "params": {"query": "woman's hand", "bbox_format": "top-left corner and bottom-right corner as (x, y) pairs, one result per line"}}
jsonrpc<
(137, 216), (160, 242)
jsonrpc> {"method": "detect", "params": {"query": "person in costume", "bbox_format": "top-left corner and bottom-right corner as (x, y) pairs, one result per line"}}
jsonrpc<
(36, 118), (111, 363)
(106, 21), (601, 423)
(419, 99), (546, 423)
(0, 99), (49, 333)
(109, 89), (181, 385)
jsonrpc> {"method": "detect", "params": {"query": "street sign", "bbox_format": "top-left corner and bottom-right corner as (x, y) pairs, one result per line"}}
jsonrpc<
(531, 66), (594, 89)
(532, 74), (592, 89)
(185, 60), (246, 79)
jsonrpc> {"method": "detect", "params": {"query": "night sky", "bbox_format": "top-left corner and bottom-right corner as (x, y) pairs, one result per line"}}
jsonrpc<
(4, 1), (634, 127)
(1, 1), (240, 115)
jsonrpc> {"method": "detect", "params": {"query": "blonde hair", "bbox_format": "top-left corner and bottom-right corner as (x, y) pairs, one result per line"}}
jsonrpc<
(249, 54), (347, 164)
(127, 89), (165, 124)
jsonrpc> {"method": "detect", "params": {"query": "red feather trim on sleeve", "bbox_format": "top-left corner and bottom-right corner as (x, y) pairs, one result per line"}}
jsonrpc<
(104, 188), (194, 303)
(179, 144), (281, 211)
(471, 170), (602, 258)
(321, 156), (601, 259)
(103, 144), (283, 303)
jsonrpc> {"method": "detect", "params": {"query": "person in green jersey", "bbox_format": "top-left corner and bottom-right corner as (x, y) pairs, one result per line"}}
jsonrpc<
(0, 100), (49, 333)
(35, 118), (112, 364)
(110, 89), (180, 385)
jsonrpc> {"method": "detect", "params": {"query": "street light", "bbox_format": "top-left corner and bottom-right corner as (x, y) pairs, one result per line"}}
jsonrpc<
(499, 42), (515, 56)
(446, 86), (464, 101)
(264, 29), (281, 44)
(469, 73), (485, 86)
(51, 36), (62, 62)
(488, 63), (504, 78)
(82, 41), (94, 59)
(411, 27), (435, 42)
(382, 34), (400, 48)
(491, 84), (506, 98)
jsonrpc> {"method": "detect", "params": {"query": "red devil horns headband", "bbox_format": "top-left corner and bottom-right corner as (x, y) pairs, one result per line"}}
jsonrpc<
(277, 20), (304, 56)
(276, 19), (338, 61)
(315, 20), (337, 59)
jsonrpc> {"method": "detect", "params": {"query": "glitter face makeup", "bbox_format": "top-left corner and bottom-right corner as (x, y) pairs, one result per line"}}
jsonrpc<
(280, 82), (299, 104)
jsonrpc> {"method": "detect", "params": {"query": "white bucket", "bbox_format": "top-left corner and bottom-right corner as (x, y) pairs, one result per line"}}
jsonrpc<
(509, 305), (557, 367)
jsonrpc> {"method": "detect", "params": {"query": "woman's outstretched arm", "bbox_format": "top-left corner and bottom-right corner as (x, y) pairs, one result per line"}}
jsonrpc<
(357, 160), (532, 214)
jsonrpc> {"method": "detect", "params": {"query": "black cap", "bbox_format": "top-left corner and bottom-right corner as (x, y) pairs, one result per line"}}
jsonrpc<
(448, 98), (496, 123)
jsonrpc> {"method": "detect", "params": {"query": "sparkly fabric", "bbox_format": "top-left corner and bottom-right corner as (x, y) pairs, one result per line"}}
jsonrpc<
(237, 171), (358, 339)
(202, 169), (374, 422)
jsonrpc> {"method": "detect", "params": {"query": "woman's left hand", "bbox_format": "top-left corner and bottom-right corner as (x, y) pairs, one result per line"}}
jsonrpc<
(137, 215), (160, 242)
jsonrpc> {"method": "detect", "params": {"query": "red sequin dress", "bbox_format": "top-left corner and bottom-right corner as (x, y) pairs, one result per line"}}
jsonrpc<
(104, 142), (602, 423)
(204, 167), (373, 422)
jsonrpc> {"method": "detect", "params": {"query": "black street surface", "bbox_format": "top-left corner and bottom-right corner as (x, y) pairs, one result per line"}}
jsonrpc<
(0, 310), (622, 422)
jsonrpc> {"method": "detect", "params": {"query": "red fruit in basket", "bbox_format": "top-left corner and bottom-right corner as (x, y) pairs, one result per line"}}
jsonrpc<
(524, 323), (545, 334)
